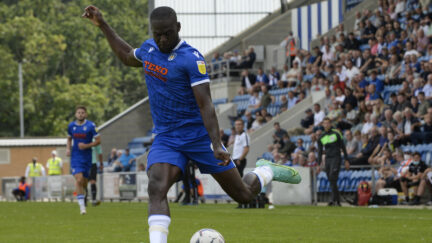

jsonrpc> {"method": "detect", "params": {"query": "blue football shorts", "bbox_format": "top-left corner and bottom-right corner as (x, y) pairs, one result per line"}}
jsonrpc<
(147, 132), (236, 174)
(71, 162), (91, 178)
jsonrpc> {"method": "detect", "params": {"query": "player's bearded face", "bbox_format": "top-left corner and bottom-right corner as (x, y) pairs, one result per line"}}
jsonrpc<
(75, 109), (87, 121)
(151, 19), (180, 53)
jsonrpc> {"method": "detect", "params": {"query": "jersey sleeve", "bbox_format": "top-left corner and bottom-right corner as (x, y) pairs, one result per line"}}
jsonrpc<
(133, 42), (147, 63)
(90, 122), (99, 138)
(184, 50), (210, 87)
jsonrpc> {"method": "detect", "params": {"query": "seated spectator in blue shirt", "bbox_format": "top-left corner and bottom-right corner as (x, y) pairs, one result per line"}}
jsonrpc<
(256, 67), (269, 86)
(287, 91), (298, 109)
(268, 67), (280, 88)
(368, 70), (384, 93)
(114, 148), (136, 172)
(359, 76), (370, 90)
(294, 138), (305, 154)
(365, 84), (381, 101)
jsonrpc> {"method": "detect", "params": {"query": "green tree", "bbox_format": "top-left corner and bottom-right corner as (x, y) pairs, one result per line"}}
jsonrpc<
(0, 0), (149, 137)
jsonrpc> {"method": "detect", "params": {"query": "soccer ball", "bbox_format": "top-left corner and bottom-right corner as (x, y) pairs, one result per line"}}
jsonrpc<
(190, 228), (225, 243)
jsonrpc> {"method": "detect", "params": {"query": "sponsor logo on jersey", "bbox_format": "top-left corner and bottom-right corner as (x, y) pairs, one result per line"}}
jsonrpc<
(83, 126), (87, 131)
(73, 133), (87, 139)
(144, 61), (168, 82)
(197, 61), (206, 75)
(168, 53), (177, 61)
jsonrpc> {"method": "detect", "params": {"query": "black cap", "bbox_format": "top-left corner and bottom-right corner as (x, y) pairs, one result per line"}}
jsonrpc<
(305, 108), (312, 113)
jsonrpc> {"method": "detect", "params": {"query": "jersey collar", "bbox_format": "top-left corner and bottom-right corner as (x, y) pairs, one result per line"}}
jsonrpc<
(74, 120), (87, 126)
(172, 39), (185, 51)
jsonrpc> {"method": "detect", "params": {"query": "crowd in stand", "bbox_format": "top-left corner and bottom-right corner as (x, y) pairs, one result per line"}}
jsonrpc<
(217, 0), (432, 205)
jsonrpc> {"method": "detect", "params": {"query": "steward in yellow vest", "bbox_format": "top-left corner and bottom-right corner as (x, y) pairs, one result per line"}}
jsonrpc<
(25, 157), (46, 178)
(46, 150), (63, 175)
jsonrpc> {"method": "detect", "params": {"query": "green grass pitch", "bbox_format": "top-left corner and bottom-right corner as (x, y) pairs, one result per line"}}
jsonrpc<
(0, 202), (432, 242)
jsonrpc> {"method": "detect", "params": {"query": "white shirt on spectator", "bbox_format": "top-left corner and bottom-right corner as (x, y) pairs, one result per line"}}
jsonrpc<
(244, 76), (252, 89)
(281, 71), (289, 82)
(345, 66), (360, 82)
(337, 69), (348, 82)
(314, 110), (325, 126)
(361, 122), (374, 134)
(423, 83), (432, 98)
(335, 95), (346, 103)
(404, 120), (412, 135)
(233, 132), (250, 160)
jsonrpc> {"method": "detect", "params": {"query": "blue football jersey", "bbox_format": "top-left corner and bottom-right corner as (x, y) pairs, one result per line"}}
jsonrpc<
(67, 120), (99, 165)
(134, 39), (210, 137)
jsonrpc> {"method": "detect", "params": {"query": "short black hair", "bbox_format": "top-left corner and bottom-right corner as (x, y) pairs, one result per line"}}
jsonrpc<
(76, 105), (87, 112)
(413, 152), (421, 157)
(150, 6), (177, 22)
(235, 119), (244, 125)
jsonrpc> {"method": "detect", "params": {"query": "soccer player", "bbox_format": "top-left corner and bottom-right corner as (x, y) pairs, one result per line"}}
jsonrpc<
(83, 6), (300, 242)
(66, 106), (100, 215)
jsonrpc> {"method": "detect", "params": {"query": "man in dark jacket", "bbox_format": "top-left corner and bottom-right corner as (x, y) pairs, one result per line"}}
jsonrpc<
(318, 118), (349, 206)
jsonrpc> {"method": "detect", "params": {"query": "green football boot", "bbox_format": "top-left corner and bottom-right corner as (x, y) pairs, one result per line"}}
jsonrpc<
(256, 159), (302, 184)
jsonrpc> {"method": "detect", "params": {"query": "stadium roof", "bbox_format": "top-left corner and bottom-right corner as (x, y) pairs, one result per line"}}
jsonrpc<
(0, 138), (67, 147)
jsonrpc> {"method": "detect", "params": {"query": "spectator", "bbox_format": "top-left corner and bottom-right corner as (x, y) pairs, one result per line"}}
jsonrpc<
(114, 148), (136, 172)
(301, 108), (314, 129)
(256, 67), (269, 86)
(361, 113), (374, 134)
(294, 138), (305, 154)
(108, 148), (118, 166)
(417, 92), (430, 117)
(272, 122), (288, 144)
(351, 127), (380, 165)
(258, 85), (273, 109)
(25, 157), (46, 179)
(244, 110), (255, 131)
(313, 103), (325, 128)
(280, 95), (288, 112)
(381, 109), (394, 129)
(220, 129), (229, 147)
(278, 134), (294, 155)
(345, 32), (360, 50)
(250, 115), (265, 132)
(240, 69), (257, 95)
(423, 74), (432, 99)
(412, 114), (432, 144)
(268, 67), (280, 88)
(138, 163), (146, 172)
(345, 130), (360, 158)
(247, 91), (260, 111)
(365, 84), (381, 102)
(285, 61), (302, 87)
(46, 150), (63, 176)
(232, 119), (250, 177)
(280, 64), (289, 87)
(402, 108), (421, 144)
(395, 92), (411, 112)
(287, 91), (298, 109)
(344, 60), (360, 83)
(400, 152), (428, 205)
(211, 52), (222, 77)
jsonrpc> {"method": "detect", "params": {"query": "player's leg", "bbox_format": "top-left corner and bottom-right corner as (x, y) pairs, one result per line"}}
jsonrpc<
(212, 167), (262, 203)
(74, 172), (87, 214)
(147, 163), (182, 243)
(89, 164), (100, 206)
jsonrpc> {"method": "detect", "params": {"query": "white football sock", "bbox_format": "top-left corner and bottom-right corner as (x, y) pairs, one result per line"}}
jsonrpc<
(148, 215), (170, 243)
(251, 165), (274, 189)
(77, 194), (85, 211)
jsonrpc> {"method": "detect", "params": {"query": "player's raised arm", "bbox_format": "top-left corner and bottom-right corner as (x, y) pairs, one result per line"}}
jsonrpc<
(82, 5), (142, 67)
(192, 84), (231, 166)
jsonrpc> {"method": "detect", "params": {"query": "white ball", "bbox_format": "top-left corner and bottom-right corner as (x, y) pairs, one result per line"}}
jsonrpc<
(190, 228), (225, 243)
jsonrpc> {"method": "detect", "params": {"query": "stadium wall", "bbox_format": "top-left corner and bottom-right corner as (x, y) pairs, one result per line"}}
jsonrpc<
(0, 139), (68, 195)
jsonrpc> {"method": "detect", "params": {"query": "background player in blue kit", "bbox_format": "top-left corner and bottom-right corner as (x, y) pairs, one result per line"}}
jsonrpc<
(83, 5), (300, 243)
(66, 106), (101, 215)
